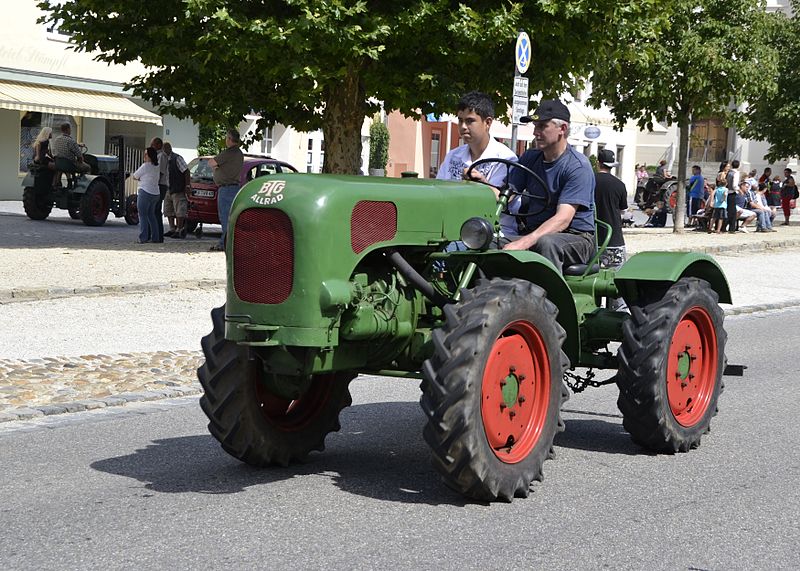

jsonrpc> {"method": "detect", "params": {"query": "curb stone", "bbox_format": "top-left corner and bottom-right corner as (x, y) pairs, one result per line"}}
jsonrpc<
(0, 385), (202, 423)
(0, 279), (225, 304)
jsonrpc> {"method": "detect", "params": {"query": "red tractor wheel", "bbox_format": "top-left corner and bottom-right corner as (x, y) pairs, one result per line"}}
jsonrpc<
(79, 182), (111, 226)
(616, 278), (726, 452)
(421, 278), (569, 501)
(198, 306), (354, 467)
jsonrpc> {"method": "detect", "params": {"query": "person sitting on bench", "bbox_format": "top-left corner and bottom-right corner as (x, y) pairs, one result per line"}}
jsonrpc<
(51, 123), (90, 175)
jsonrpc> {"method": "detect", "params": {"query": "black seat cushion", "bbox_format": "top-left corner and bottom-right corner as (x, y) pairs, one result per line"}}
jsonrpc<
(563, 263), (600, 276)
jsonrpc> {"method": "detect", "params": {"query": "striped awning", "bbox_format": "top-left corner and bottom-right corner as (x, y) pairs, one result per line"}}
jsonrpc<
(0, 80), (162, 125)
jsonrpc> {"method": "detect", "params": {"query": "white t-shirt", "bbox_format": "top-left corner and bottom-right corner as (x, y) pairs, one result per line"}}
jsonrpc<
(437, 139), (520, 237)
(133, 162), (161, 195)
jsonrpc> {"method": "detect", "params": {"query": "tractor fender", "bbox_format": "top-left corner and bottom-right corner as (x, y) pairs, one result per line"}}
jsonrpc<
(614, 251), (732, 305)
(450, 250), (581, 364)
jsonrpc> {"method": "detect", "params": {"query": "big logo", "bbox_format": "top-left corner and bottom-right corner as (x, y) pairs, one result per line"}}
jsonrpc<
(252, 180), (286, 205)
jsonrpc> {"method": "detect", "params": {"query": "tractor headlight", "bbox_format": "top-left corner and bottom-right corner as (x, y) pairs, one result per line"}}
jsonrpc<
(460, 217), (494, 251)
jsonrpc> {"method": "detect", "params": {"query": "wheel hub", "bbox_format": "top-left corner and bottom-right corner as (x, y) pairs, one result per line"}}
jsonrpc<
(481, 321), (550, 464)
(666, 307), (718, 427)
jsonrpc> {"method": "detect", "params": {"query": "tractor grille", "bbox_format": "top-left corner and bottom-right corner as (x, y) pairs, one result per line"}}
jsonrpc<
(351, 201), (397, 254)
(233, 208), (293, 304)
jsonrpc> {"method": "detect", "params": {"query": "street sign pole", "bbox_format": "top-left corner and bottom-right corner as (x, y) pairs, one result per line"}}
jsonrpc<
(512, 31), (531, 155)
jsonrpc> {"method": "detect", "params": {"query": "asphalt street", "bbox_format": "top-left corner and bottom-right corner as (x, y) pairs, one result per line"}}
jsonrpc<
(0, 309), (798, 570)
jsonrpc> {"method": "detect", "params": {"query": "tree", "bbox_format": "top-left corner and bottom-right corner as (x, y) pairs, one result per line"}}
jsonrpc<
(197, 124), (227, 156)
(740, 5), (796, 162)
(368, 119), (389, 174)
(589, 0), (779, 232)
(41, 0), (667, 174)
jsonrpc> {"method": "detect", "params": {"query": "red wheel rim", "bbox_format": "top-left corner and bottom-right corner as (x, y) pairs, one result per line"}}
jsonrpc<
(481, 320), (550, 463)
(666, 307), (718, 427)
(669, 191), (677, 210)
(92, 191), (107, 219)
(255, 373), (336, 431)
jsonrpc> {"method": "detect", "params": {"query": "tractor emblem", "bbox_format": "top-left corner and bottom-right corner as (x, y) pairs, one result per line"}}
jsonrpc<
(252, 180), (286, 205)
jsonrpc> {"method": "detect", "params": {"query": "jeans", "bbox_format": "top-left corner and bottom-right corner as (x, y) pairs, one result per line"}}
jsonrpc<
(726, 193), (737, 232)
(216, 184), (240, 247)
(137, 191), (160, 243)
(755, 209), (772, 230)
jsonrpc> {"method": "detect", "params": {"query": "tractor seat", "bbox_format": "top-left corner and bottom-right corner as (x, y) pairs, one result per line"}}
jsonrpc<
(563, 263), (600, 276)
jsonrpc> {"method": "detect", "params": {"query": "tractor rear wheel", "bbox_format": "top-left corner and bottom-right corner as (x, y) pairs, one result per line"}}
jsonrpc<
(124, 194), (139, 226)
(616, 278), (726, 452)
(198, 305), (354, 467)
(80, 182), (111, 226)
(421, 278), (569, 501)
(22, 186), (52, 220)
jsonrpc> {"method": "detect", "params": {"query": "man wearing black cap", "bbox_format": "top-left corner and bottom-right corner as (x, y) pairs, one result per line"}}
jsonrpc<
(594, 149), (628, 309)
(504, 99), (596, 273)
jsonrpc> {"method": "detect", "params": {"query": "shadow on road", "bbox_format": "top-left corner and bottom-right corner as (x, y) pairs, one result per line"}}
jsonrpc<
(90, 401), (644, 504)
(90, 401), (470, 506)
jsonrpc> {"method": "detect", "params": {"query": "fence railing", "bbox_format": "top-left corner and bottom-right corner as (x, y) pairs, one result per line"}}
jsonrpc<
(106, 142), (144, 197)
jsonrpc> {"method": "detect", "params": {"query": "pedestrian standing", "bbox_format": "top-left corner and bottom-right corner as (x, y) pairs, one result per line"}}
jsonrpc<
(594, 149), (628, 310)
(133, 147), (160, 244)
(780, 172), (798, 225)
(208, 129), (244, 251)
(149, 137), (167, 242)
(162, 142), (191, 239)
(687, 165), (704, 220)
(725, 159), (741, 232)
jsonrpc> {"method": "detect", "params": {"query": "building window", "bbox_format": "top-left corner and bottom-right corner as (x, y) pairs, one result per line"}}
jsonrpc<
(19, 111), (78, 173)
(306, 139), (314, 173)
(261, 126), (273, 155)
(430, 132), (441, 177)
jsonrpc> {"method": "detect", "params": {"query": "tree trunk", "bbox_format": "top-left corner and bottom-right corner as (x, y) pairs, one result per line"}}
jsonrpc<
(321, 68), (368, 175)
(673, 114), (690, 234)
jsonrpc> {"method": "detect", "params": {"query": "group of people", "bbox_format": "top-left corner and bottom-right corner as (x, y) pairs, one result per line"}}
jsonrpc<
(132, 129), (243, 249)
(30, 122), (92, 184)
(692, 162), (798, 234)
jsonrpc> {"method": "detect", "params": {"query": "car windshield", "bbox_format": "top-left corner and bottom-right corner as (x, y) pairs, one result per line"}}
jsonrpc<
(189, 158), (214, 182)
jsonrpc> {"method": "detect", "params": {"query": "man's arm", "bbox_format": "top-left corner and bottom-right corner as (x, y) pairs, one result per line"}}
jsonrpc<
(503, 204), (577, 250)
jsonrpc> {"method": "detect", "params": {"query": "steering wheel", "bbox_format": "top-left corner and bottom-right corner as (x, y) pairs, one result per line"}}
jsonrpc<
(465, 157), (552, 218)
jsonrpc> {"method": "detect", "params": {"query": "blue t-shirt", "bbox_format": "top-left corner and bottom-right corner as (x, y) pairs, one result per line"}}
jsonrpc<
(713, 186), (727, 208)
(688, 174), (704, 199)
(509, 147), (595, 233)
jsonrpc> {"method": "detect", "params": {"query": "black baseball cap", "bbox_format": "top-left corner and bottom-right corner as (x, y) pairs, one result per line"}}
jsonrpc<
(521, 99), (571, 123)
(598, 149), (619, 168)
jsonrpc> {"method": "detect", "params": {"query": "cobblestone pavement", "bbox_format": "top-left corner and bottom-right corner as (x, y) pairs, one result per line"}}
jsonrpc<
(0, 351), (202, 420)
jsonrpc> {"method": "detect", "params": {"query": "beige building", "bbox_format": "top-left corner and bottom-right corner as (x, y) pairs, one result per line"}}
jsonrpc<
(0, 1), (198, 201)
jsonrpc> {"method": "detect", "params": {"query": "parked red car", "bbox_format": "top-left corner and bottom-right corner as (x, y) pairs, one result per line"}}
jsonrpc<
(185, 155), (298, 234)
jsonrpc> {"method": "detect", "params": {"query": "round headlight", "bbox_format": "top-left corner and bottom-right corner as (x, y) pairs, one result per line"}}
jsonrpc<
(460, 217), (494, 251)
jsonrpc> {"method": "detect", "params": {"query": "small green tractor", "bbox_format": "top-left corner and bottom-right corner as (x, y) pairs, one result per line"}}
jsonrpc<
(198, 160), (734, 502)
(21, 135), (137, 227)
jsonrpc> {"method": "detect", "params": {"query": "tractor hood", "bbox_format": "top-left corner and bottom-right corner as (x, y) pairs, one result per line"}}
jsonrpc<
(224, 174), (498, 342)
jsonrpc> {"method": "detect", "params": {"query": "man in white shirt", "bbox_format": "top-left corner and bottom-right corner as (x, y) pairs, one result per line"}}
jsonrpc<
(436, 91), (519, 239)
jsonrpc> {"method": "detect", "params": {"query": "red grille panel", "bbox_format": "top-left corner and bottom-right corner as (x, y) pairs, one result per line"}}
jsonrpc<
(233, 208), (293, 304)
(351, 201), (397, 254)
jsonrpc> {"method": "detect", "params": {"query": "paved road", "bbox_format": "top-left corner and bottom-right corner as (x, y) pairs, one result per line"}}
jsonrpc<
(1, 309), (798, 570)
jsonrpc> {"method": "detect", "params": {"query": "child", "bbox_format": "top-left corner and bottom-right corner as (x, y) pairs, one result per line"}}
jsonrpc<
(711, 180), (727, 234)
(642, 200), (668, 227)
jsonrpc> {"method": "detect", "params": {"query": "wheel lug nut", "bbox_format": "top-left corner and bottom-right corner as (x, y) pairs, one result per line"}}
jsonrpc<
(681, 381), (688, 388)
(509, 366), (516, 373)
(518, 396), (526, 404)
(688, 373), (695, 379)
(509, 411), (516, 419)
(499, 379), (506, 387)
(500, 403), (506, 411)
(518, 374), (526, 381)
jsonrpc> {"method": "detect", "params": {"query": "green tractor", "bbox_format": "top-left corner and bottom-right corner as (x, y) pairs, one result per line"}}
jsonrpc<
(198, 160), (734, 502)
(21, 135), (137, 227)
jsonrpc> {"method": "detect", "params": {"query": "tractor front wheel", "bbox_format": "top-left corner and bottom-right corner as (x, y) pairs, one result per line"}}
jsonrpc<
(198, 306), (354, 466)
(124, 194), (139, 226)
(80, 182), (111, 226)
(616, 277), (726, 452)
(421, 278), (569, 501)
(22, 187), (52, 220)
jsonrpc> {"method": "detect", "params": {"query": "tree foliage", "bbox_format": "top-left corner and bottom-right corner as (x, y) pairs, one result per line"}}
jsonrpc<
(41, 0), (666, 174)
(589, 0), (779, 232)
(368, 120), (389, 172)
(740, 4), (796, 161)
(197, 124), (227, 156)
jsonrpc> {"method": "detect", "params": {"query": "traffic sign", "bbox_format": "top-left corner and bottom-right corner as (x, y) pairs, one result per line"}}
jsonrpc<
(515, 32), (531, 75)
(512, 76), (529, 125)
